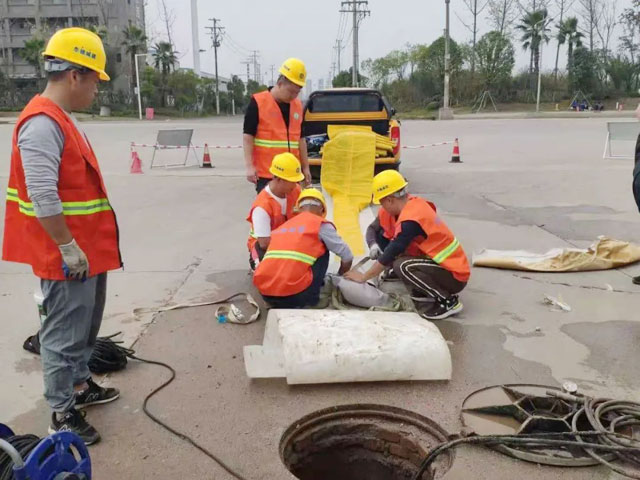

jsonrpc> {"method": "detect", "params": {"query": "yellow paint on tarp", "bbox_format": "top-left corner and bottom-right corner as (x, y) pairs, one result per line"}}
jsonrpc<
(321, 129), (377, 256)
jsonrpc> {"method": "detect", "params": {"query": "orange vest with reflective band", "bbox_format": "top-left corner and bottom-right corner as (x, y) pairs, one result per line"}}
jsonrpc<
(246, 184), (301, 252)
(253, 212), (328, 297)
(252, 90), (303, 178)
(2, 95), (122, 280)
(379, 196), (437, 257)
(395, 196), (470, 282)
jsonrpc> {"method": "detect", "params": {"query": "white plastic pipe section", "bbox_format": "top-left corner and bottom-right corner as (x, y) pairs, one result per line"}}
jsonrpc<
(244, 309), (452, 384)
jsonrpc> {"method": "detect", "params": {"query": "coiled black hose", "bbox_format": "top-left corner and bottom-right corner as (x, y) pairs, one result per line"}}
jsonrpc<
(0, 435), (40, 480)
(412, 395), (640, 480)
(24, 332), (131, 374)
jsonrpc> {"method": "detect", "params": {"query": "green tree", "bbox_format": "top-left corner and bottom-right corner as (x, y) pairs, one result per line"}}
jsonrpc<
(557, 17), (583, 76)
(245, 79), (267, 102)
(121, 25), (147, 93)
(21, 37), (45, 78)
(168, 70), (200, 112)
(227, 75), (246, 111)
(605, 56), (638, 94)
(516, 9), (551, 77)
(423, 36), (463, 91)
(570, 46), (597, 93)
(152, 41), (176, 76)
(475, 31), (515, 89)
(332, 68), (367, 87)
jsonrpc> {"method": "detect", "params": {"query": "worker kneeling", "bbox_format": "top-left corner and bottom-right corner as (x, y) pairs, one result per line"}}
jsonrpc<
(247, 152), (303, 270)
(253, 189), (353, 308)
(345, 170), (470, 320)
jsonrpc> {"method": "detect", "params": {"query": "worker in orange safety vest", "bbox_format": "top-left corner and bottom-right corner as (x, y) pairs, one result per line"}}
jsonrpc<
(243, 58), (311, 193)
(246, 152), (303, 270)
(346, 170), (470, 320)
(253, 189), (353, 308)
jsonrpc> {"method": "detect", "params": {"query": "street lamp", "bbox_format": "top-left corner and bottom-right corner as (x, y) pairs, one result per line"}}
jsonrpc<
(134, 52), (149, 120)
(534, 15), (551, 113)
(439, 0), (454, 120)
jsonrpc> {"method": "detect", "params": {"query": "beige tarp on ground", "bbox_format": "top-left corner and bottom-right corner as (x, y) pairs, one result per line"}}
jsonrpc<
(473, 236), (640, 272)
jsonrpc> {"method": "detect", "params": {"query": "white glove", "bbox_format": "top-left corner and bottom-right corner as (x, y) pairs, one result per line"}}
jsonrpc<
(369, 243), (383, 260)
(58, 239), (89, 280)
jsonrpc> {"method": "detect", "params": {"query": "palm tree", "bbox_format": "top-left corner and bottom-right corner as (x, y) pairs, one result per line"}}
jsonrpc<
(121, 25), (147, 93)
(557, 17), (584, 77)
(516, 9), (551, 78)
(21, 37), (45, 78)
(152, 41), (177, 76)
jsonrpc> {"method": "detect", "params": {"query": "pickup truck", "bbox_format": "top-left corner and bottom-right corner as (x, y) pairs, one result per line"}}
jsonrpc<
(302, 88), (401, 178)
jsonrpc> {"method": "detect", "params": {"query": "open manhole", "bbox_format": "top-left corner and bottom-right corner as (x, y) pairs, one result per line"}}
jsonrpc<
(280, 404), (454, 480)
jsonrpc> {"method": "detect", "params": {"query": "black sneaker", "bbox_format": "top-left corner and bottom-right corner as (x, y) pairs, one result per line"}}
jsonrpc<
(633, 276), (640, 285)
(75, 378), (120, 408)
(48, 408), (100, 445)
(420, 296), (463, 320)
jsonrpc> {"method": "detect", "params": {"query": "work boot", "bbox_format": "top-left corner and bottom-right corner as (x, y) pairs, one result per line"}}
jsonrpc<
(49, 408), (100, 445)
(75, 377), (120, 408)
(420, 296), (463, 321)
(633, 276), (640, 285)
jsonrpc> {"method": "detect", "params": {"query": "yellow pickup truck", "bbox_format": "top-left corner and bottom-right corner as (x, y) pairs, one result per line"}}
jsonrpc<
(302, 88), (401, 178)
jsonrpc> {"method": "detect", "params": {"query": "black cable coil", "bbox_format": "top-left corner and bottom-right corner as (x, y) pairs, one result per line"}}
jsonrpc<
(23, 332), (131, 374)
(0, 435), (40, 480)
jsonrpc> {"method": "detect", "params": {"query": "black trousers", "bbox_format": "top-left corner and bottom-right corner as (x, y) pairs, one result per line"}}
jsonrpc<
(262, 251), (330, 308)
(393, 255), (466, 302)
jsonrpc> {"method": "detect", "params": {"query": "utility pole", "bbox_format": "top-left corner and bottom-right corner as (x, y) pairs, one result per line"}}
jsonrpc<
(270, 64), (275, 85)
(439, 0), (454, 120)
(242, 60), (251, 85)
(340, 1), (369, 87)
(249, 50), (260, 83)
(334, 39), (342, 73)
(205, 18), (224, 115)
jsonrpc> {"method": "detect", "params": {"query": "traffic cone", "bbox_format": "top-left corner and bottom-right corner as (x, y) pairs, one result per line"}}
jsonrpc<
(450, 138), (462, 163)
(130, 150), (143, 174)
(201, 143), (212, 168)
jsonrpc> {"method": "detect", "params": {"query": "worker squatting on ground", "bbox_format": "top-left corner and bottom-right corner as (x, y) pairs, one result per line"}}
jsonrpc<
(246, 153), (303, 270)
(2, 28), (121, 445)
(253, 189), (354, 308)
(243, 58), (311, 193)
(345, 170), (471, 320)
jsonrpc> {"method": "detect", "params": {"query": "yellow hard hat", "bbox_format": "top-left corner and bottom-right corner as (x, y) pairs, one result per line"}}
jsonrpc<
(279, 58), (306, 87)
(297, 188), (327, 216)
(43, 27), (110, 81)
(372, 170), (408, 204)
(269, 153), (305, 182)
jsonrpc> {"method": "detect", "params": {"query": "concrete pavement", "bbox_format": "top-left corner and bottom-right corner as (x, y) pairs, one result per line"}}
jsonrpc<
(1, 116), (639, 478)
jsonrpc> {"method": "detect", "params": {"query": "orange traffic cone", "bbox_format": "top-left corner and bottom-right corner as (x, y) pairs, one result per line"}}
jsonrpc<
(201, 143), (212, 168)
(450, 138), (462, 163)
(130, 150), (143, 174)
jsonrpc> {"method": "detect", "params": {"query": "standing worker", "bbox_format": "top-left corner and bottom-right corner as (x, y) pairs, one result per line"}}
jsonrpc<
(254, 189), (353, 308)
(243, 58), (311, 193)
(2, 28), (121, 445)
(345, 171), (470, 320)
(247, 152), (303, 270)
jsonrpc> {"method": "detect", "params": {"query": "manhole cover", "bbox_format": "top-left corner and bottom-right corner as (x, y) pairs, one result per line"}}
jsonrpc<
(461, 384), (608, 466)
(280, 404), (453, 480)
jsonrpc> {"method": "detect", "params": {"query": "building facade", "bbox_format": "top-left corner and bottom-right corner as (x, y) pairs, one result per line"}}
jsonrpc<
(0, 0), (145, 91)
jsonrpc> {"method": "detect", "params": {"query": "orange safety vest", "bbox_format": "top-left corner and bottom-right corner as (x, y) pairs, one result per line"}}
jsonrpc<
(253, 212), (328, 297)
(395, 196), (470, 282)
(378, 196), (437, 256)
(246, 184), (301, 252)
(252, 90), (303, 178)
(2, 95), (122, 280)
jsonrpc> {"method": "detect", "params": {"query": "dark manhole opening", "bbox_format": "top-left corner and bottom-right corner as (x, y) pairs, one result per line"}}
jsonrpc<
(280, 404), (454, 480)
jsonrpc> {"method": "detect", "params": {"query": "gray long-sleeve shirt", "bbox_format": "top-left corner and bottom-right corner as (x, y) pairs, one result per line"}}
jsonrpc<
(18, 112), (86, 218)
(319, 223), (353, 262)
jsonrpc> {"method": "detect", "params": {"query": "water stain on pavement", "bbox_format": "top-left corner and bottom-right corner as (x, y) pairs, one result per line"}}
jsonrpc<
(13, 356), (41, 375)
(561, 320), (640, 389)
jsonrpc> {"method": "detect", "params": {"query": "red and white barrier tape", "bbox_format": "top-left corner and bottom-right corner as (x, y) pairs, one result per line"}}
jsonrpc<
(130, 141), (454, 150)
(402, 141), (454, 149)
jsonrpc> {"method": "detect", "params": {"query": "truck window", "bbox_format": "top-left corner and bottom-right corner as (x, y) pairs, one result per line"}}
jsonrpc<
(308, 93), (383, 113)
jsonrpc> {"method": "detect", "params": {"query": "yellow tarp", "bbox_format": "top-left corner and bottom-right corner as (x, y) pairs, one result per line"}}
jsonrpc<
(473, 236), (640, 272)
(321, 129), (377, 256)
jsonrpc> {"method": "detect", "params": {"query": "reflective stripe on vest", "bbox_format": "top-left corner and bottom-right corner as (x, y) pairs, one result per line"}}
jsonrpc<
(6, 187), (112, 217)
(253, 138), (300, 149)
(432, 237), (460, 264)
(262, 249), (316, 265)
